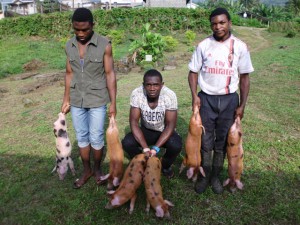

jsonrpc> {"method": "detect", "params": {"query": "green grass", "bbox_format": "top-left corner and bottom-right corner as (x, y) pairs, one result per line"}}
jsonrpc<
(0, 36), (66, 78)
(0, 27), (299, 224)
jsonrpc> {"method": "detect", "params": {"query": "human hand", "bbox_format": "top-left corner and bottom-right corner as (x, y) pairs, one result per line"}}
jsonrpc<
(149, 149), (157, 157)
(108, 103), (116, 118)
(192, 96), (201, 111)
(61, 101), (70, 114)
(235, 106), (244, 120)
(143, 148), (156, 157)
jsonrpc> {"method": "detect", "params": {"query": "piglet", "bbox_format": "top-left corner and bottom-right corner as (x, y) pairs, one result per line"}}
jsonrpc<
(179, 106), (205, 182)
(223, 116), (244, 192)
(100, 115), (124, 190)
(52, 112), (75, 180)
(106, 153), (148, 214)
(144, 156), (174, 218)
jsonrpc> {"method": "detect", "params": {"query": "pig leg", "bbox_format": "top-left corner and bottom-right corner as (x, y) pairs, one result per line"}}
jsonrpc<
(192, 173), (198, 182)
(68, 157), (75, 176)
(51, 165), (57, 174)
(145, 199), (150, 213)
(179, 161), (186, 174)
(129, 193), (137, 214)
(112, 177), (120, 187)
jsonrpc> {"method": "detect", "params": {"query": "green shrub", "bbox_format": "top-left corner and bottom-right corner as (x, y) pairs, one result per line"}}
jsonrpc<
(185, 30), (196, 46)
(162, 36), (179, 52)
(129, 23), (166, 63)
(269, 21), (300, 33)
(59, 37), (69, 49)
(286, 30), (296, 38)
(0, 8), (210, 38)
(107, 30), (125, 45)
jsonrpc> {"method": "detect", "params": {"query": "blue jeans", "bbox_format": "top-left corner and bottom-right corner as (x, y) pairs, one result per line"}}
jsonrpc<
(71, 105), (107, 150)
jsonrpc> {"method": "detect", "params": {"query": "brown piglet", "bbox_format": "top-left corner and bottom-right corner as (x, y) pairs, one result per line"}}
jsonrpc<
(106, 153), (148, 214)
(144, 156), (174, 218)
(179, 106), (205, 182)
(100, 115), (124, 190)
(223, 116), (244, 192)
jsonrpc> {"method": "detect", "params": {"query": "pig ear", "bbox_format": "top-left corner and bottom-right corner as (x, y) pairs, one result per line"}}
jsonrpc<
(236, 180), (244, 190)
(199, 166), (206, 177)
(155, 206), (164, 218)
(107, 190), (115, 195)
(223, 178), (230, 187)
(186, 168), (194, 179)
(164, 200), (174, 207)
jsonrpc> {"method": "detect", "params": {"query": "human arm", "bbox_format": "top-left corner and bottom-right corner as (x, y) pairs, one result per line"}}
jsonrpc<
(150, 110), (177, 156)
(104, 43), (117, 118)
(130, 106), (148, 150)
(61, 57), (73, 114)
(236, 73), (250, 119)
(188, 70), (200, 110)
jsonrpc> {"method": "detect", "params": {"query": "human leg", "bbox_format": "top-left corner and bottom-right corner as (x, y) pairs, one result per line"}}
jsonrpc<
(161, 131), (182, 178)
(212, 93), (239, 194)
(73, 145), (94, 188)
(195, 92), (217, 194)
(92, 146), (106, 185)
(121, 132), (143, 159)
(71, 107), (93, 188)
(88, 106), (107, 184)
(122, 126), (161, 159)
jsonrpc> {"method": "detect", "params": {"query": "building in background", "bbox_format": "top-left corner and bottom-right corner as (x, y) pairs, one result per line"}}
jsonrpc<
(6, 0), (36, 15)
(144, 0), (187, 8)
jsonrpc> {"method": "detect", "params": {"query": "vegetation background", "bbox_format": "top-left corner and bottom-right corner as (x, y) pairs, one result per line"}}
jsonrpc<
(0, 3), (300, 225)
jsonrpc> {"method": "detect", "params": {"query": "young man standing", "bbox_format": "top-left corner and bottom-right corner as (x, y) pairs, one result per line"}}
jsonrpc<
(61, 8), (117, 188)
(122, 69), (182, 178)
(188, 8), (254, 194)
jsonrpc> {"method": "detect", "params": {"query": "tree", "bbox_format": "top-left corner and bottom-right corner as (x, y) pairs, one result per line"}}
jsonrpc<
(285, 0), (300, 16)
(239, 0), (259, 10)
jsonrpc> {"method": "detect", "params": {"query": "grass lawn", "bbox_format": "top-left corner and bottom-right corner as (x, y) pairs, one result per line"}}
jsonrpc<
(0, 27), (299, 224)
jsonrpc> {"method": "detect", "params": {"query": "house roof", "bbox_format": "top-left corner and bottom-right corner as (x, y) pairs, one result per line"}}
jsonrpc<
(10, 0), (34, 4)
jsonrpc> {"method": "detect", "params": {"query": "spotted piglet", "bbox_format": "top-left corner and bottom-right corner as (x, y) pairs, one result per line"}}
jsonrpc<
(106, 153), (148, 214)
(144, 156), (174, 218)
(52, 112), (75, 180)
(223, 116), (244, 192)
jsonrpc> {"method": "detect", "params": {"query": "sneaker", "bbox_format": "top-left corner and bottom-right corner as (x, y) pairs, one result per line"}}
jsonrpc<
(162, 167), (174, 179)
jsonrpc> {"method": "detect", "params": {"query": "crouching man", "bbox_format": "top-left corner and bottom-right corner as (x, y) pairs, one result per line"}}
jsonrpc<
(122, 69), (182, 179)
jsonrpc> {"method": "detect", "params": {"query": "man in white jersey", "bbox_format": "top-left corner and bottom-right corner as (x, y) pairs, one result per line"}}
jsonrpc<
(188, 8), (254, 194)
(122, 69), (182, 179)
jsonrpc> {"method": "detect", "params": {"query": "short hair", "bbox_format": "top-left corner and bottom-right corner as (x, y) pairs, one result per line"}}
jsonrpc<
(209, 8), (231, 21)
(143, 69), (163, 83)
(72, 8), (93, 24)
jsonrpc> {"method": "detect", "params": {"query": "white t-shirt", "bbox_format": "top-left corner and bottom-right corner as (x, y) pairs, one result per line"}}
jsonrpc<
(130, 85), (177, 132)
(189, 34), (254, 95)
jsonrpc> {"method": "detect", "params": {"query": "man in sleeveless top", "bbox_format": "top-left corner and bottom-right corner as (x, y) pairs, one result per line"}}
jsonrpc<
(188, 8), (254, 194)
(61, 8), (117, 189)
(122, 69), (182, 179)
